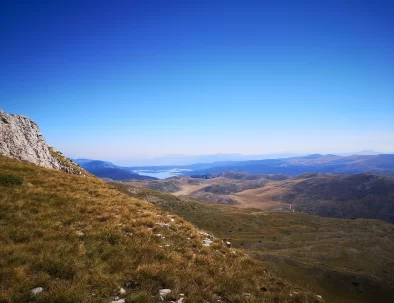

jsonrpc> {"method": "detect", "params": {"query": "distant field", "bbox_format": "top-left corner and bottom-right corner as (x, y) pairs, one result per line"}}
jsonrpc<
(232, 179), (298, 210)
(125, 176), (298, 210)
(172, 183), (210, 196)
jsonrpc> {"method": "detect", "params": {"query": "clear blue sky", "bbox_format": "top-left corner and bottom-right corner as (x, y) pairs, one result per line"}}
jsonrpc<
(1, 0), (394, 163)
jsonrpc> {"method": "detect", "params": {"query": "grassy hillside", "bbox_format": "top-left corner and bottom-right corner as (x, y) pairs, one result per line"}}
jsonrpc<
(0, 155), (318, 303)
(278, 174), (394, 223)
(145, 179), (182, 193)
(113, 183), (394, 303)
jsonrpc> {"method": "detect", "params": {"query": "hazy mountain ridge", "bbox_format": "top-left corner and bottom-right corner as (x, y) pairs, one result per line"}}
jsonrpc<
(185, 154), (394, 177)
(102, 153), (394, 179)
(74, 159), (158, 180)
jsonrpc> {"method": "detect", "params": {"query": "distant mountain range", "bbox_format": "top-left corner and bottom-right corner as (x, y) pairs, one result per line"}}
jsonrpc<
(74, 159), (157, 180)
(111, 153), (305, 166)
(75, 153), (394, 180)
(183, 154), (394, 177)
(93, 151), (388, 166)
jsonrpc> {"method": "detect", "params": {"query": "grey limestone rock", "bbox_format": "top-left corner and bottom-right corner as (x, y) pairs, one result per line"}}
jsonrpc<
(0, 110), (60, 169)
(0, 109), (84, 175)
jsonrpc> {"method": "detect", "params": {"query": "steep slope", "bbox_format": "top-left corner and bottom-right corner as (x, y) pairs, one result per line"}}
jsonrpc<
(0, 155), (317, 302)
(113, 183), (394, 303)
(0, 110), (85, 175)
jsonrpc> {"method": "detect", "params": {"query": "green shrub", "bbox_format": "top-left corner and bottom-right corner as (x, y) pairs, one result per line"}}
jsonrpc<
(0, 173), (23, 185)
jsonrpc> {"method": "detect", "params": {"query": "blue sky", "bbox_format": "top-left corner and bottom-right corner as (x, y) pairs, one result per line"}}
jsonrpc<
(1, 0), (394, 164)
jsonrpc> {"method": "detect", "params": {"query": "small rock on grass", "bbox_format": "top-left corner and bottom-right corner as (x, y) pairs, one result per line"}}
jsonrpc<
(119, 287), (126, 295)
(159, 288), (171, 299)
(31, 287), (44, 295)
(203, 238), (213, 246)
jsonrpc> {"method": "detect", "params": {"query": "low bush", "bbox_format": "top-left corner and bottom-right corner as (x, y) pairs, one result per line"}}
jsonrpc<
(0, 173), (23, 185)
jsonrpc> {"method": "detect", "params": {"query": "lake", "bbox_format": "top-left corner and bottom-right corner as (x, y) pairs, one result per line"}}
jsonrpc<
(136, 168), (190, 179)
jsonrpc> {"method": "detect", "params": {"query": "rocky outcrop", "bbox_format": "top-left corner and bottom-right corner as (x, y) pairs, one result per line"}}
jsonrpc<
(48, 147), (86, 175)
(0, 110), (85, 175)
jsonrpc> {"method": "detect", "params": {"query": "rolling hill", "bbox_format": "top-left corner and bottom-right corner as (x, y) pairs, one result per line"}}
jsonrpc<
(125, 172), (394, 224)
(0, 155), (321, 302)
(276, 173), (394, 223)
(2, 109), (393, 302)
(113, 182), (394, 303)
(0, 110), (319, 302)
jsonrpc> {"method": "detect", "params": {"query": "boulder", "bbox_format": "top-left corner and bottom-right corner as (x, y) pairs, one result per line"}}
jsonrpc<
(0, 109), (85, 175)
(0, 110), (60, 169)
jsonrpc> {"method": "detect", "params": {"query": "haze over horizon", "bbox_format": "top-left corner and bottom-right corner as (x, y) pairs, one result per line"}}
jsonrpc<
(74, 150), (389, 167)
(2, 0), (394, 163)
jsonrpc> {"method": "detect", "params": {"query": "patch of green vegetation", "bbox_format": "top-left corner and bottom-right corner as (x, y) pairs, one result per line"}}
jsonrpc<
(0, 165), (34, 172)
(0, 173), (23, 185)
(145, 180), (181, 193)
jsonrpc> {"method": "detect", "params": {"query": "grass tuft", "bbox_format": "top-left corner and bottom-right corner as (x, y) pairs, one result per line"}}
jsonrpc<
(0, 173), (23, 185)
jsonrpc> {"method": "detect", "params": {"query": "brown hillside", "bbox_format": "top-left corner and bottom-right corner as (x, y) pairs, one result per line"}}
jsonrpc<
(0, 155), (317, 303)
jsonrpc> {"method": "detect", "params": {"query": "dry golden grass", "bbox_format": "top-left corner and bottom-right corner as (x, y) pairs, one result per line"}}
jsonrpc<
(0, 156), (318, 303)
(232, 179), (299, 210)
(114, 183), (394, 303)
